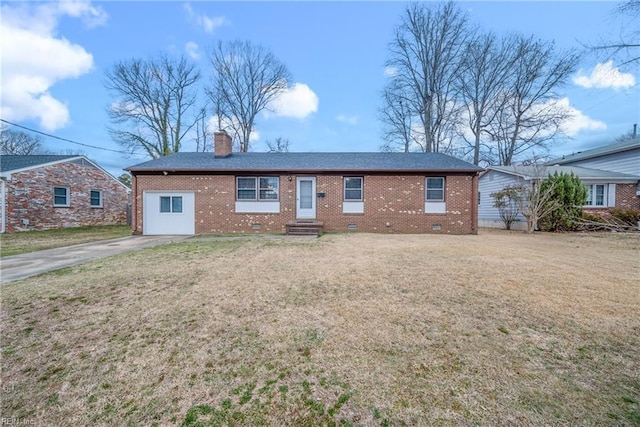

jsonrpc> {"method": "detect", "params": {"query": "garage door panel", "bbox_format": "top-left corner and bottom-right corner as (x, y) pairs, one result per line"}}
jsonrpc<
(143, 192), (195, 235)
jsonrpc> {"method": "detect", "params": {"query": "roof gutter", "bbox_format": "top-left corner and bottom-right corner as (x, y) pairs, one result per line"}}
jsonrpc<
(127, 168), (483, 174)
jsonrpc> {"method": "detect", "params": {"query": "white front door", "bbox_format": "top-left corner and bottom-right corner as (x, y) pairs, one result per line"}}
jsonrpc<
(296, 177), (316, 219)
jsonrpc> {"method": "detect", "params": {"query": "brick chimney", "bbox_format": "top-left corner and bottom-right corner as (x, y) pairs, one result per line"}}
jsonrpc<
(214, 131), (233, 158)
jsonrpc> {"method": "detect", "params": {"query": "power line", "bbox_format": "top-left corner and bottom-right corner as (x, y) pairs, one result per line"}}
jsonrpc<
(0, 118), (129, 154)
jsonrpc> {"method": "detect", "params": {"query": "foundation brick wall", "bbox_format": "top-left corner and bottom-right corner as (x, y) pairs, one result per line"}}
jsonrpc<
(132, 172), (478, 235)
(581, 183), (640, 216)
(615, 183), (640, 210)
(4, 162), (129, 232)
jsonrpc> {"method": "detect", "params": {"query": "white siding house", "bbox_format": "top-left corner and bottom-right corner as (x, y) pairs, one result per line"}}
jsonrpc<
(551, 138), (640, 196)
(478, 165), (640, 230)
(478, 169), (528, 230)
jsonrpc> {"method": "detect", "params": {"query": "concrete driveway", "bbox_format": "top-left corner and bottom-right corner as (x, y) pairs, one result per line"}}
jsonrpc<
(0, 235), (190, 284)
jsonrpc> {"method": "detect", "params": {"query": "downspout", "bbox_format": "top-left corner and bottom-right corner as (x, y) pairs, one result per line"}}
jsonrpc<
(1, 177), (6, 233)
(131, 172), (140, 235)
(471, 172), (479, 235)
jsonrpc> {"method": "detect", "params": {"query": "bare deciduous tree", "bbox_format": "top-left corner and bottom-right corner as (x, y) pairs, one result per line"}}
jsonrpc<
(193, 107), (212, 153)
(0, 124), (43, 155)
(266, 137), (290, 153)
(457, 32), (517, 165)
(505, 180), (559, 233)
(512, 164), (560, 233)
(379, 80), (416, 152)
(486, 36), (579, 165)
(105, 54), (201, 158)
(614, 126), (639, 142)
(208, 40), (291, 153)
(588, 0), (640, 68)
(383, 1), (470, 153)
(491, 186), (522, 230)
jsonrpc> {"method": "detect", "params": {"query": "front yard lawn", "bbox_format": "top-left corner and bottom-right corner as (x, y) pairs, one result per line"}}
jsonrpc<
(0, 225), (131, 257)
(1, 231), (638, 425)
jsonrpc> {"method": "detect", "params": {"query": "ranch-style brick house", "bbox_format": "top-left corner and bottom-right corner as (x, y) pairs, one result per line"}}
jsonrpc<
(0, 155), (130, 233)
(125, 131), (482, 235)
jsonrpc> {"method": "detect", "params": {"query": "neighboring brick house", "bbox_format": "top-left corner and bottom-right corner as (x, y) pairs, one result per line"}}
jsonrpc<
(0, 155), (130, 233)
(125, 131), (482, 235)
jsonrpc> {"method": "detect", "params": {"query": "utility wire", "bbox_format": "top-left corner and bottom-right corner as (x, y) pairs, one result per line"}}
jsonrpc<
(0, 118), (129, 154)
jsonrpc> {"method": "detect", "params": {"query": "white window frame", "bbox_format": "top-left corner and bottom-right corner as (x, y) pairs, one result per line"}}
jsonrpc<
(90, 189), (103, 208)
(53, 186), (70, 207)
(236, 177), (279, 202)
(425, 177), (446, 214)
(426, 177), (445, 202)
(344, 177), (363, 201)
(159, 196), (183, 213)
(584, 184), (606, 207)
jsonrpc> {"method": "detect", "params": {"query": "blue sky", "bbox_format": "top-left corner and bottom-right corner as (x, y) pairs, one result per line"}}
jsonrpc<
(1, 1), (638, 178)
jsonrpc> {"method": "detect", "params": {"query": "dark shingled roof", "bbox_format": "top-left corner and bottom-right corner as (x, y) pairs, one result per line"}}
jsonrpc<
(550, 138), (640, 164)
(126, 152), (482, 173)
(488, 165), (639, 181)
(0, 155), (79, 173)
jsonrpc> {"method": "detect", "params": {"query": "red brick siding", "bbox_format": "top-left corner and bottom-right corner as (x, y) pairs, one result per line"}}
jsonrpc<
(615, 183), (640, 210)
(4, 162), (129, 232)
(581, 183), (640, 215)
(132, 173), (478, 235)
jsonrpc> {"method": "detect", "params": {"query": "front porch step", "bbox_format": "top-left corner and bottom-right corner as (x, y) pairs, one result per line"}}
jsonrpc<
(286, 220), (324, 236)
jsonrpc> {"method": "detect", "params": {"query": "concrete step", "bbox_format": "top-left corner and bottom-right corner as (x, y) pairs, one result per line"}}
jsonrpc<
(286, 220), (324, 236)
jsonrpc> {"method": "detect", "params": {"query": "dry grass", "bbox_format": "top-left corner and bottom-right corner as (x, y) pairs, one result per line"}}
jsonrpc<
(0, 225), (131, 257)
(1, 230), (639, 426)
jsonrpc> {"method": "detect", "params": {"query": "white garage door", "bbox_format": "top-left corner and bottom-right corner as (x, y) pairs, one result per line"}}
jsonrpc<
(143, 191), (195, 235)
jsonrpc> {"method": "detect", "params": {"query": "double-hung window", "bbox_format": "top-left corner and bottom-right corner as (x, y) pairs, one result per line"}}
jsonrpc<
(160, 196), (183, 213)
(236, 177), (279, 201)
(342, 176), (364, 213)
(344, 177), (363, 201)
(425, 177), (446, 214)
(585, 184), (606, 206)
(90, 190), (103, 208)
(426, 177), (445, 201)
(53, 186), (69, 207)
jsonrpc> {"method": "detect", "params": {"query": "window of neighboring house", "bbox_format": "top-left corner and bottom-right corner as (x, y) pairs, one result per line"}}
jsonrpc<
(344, 177), (363, 201)
(585, 184), (606, 206)
(160, 196), (183, 213)
(236, 177), (279, 201)
(53, 187), (69, 207)
(90, 190), (103, 208)
(426, 177), (445, 201)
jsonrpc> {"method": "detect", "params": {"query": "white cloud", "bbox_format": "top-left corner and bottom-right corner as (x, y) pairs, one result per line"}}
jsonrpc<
(336, 114), (358, 125)
(2, 1), (107, 34)
(184, 3), (227, 34)
(531, 97), (606, 137)
(555, 98), (607, 136)
(267, 83), (319, 119)
(384, 66), (398, 77)
(185, 41), (199, 60)
(0, 2), (101, 131)
(573, 61), (636, 90)
(452, 97), (606, 145)
(57, 1), (108, 28)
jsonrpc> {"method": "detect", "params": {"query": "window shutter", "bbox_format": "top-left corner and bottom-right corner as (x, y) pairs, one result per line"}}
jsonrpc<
(607, 184), (616, 207)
